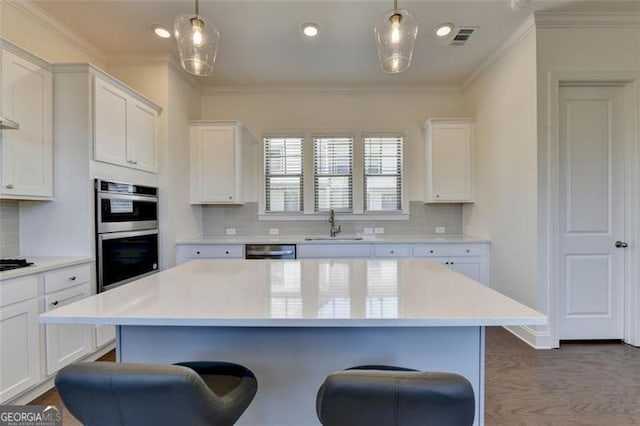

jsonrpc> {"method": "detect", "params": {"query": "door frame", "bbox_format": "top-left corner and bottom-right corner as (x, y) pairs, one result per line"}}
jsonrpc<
(547, 72), (640, 347)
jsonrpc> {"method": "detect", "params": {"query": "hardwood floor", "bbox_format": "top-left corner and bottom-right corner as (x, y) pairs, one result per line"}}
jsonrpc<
(28, 328), (640, 425)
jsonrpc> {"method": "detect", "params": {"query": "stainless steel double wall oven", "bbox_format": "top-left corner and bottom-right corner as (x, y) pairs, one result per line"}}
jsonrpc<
(95, 179), (159, 292)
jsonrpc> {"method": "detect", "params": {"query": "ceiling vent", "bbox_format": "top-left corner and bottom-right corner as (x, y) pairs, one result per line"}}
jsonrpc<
(449, 27), (477, 47)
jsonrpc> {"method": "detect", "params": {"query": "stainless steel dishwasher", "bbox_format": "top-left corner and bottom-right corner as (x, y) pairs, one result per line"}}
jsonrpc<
(245, 244), (296, 259)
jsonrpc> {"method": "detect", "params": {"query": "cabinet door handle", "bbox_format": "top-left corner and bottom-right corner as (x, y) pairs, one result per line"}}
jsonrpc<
(228, 196), (233, 200)
(69, 276), (77, 281)
(5, 184), (14, 189)
(615, 241), (628, 248)
(133, 161), (138, 165)
(390, 250), (395, 254)
(51, 301), (59, 306)
(436, 194), (440, 198)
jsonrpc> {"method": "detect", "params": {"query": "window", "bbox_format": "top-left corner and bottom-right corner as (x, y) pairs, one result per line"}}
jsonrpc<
(314, 136), (353, 212)
(364, 136), (402, 212)
(262, 132), (405, 218)
(264, 137), (303, 212)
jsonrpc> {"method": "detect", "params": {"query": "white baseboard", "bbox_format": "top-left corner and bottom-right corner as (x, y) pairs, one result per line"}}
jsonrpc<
(503, 325), (555, 349)
(7, 342), (115, 405)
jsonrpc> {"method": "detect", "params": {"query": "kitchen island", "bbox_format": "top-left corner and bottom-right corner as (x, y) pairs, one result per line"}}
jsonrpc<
(41, 259), (545, 426)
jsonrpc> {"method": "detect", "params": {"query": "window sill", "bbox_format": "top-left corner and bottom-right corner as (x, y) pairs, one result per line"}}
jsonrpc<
(258, 213), (410, 221)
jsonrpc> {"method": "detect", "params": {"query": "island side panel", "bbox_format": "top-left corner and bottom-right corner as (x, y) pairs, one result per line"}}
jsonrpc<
(119, 325), (484, 426)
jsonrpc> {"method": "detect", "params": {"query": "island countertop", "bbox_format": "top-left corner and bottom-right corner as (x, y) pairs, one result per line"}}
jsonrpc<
(41, 259), (545, 327)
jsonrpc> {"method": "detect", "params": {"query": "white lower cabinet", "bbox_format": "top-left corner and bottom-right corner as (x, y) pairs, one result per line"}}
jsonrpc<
(176, 244), (244, 265)
(44, 283), (92, 375)
(297, 244), (373, 259)
(0, 260), (109, 404)
(413, 243), (490, 285)
(95, 325), (116, 347)
(0, 296), (41, 402)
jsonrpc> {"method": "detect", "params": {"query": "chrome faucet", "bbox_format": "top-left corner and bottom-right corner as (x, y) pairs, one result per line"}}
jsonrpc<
(328, 209), (341, 237)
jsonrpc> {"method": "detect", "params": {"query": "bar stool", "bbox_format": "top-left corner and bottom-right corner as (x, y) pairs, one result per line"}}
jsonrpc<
(316, 365), (475, 426)
(55, 361), (257, 426)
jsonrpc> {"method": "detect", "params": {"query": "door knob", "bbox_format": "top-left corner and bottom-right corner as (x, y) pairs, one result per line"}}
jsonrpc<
(615, 241), (628, 248)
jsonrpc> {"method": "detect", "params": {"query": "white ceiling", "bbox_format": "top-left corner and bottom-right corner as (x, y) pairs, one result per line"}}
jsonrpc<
(30, 0), (633, 86)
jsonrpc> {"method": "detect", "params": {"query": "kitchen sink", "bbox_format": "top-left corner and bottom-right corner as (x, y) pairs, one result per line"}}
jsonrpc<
(304, 237), (363, 241)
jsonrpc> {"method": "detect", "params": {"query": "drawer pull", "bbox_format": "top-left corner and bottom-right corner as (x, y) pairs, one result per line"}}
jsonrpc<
(225, 251), (229, 255)
(69, 276), (77, 281)
(430, 250), (434, 253)
(390, 250), (395, 254)
(6, 183), (14, 189)
(196, 251), (201, 255)
(466, 249), (470, 253)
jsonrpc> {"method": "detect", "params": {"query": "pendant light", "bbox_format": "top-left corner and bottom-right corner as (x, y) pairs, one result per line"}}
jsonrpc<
(374, 0), (418, 74)
(174, 0), (220, 76)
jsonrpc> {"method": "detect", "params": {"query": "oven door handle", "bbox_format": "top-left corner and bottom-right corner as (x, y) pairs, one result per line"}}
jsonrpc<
(99, 193), (158, 203)
(98, 229), (159, 241)
(246, 249), (294, 256)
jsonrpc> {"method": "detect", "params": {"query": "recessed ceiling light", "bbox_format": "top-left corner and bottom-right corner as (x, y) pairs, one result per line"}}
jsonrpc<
(302, 23), (320, 37)
(151, 24), (171, 39)
(435, 23), (454, 37)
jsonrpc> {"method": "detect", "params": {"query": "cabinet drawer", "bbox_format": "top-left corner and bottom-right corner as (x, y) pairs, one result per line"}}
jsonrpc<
(0, 275), (39, 308)
(177, 245), (244, 259)
(298, 244), (372, 258)
(412, 244), (486, 258)
(373, 245), (411, 258)
(45, 283), (90, 311)
(44, 264), (91, 293)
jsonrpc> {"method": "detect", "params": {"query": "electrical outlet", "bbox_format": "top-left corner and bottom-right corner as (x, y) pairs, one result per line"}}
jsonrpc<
(225, 228), (236, 235)
(363, 227), (374, 234)
(374, 227), (384, 235)
(435, 227), (446, 234)
(269, 228), (279, 235)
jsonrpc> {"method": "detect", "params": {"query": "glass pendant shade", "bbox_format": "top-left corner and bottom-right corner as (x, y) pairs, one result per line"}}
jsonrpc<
(174, 13), (220, 76)
(374, 8), (418, 74)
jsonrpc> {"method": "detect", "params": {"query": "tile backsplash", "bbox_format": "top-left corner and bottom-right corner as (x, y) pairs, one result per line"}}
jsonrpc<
(0, 200), (20, 257)
(202, 202), (462, 236)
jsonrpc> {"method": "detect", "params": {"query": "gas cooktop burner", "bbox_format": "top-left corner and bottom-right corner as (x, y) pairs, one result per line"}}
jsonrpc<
(0, 258), (34, 272)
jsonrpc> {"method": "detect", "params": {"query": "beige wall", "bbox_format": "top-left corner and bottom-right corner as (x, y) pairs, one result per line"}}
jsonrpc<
(463, 31), (538, 309)
(164, 66), (202, 266)
(201, 89), (471, 202)
(535, 23), (640, 346)
(1, 0), (106, 68)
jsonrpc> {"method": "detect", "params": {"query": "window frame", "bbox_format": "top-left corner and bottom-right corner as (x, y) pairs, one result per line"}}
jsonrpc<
(263, 135), (305, 213)
(259, 130), (408, 221)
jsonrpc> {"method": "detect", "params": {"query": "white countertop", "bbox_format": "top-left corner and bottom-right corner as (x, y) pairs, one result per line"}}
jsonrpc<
(0, 257), (93, 280)
(41, 259), (544, 327)
(177, 235), (490, 244)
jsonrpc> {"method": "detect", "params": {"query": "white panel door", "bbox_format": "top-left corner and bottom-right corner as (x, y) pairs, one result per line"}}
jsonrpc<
(559, 85), (625, 339)
(127, 100), (157, 172)
(192, 126), (236, 202)
(0, 298), (41, 403)
(94, 78), (128, 167)
(45, 284), (93, 375)
(430, 123), (473, 202)
(1, 50), (52, 197)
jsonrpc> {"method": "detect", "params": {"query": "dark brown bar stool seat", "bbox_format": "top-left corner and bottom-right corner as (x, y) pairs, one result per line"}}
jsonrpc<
(55, 361), (257, 426)
(316, 365), (475, 426)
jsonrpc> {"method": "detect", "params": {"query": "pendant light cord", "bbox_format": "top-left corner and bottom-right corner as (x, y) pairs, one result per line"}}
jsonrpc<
(195, 0), (199, 16)
(394, 0), (397, 11)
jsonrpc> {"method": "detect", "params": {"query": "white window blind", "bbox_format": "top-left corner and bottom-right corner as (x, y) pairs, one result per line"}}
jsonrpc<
(264, 137), (304, 212)
(364, 136), (403, 212)
(314, 136), (353, 212)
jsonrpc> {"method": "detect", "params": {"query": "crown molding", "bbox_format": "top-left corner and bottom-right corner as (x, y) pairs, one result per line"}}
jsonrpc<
(5, 0), (107, 65)
(462, 14), (536, 91)
(107, 53), (173, 68)
(202, 84), (462, 96)
(0, 38), (53, 71)
(534, 11), (640, 28)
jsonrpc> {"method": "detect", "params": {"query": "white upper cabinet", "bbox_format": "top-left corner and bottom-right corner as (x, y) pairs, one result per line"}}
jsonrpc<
(0, 46), (53, 199)
(94, 75), (159, 173)
(190, 120), (251, 204)
(423, 118), (475, 203)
